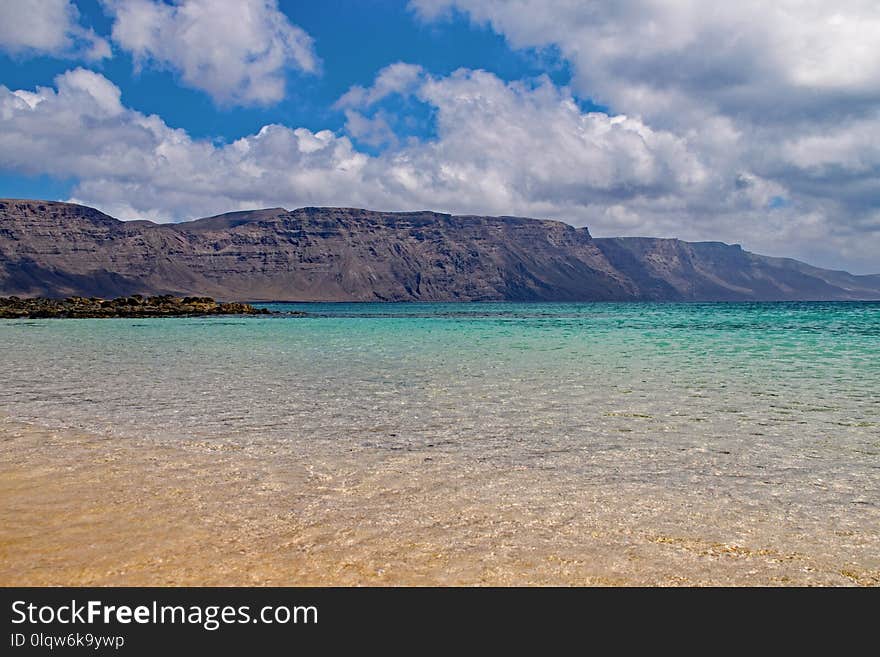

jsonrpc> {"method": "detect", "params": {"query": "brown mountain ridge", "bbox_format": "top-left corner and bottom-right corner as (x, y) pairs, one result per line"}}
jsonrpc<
(1, 199), (878, 302)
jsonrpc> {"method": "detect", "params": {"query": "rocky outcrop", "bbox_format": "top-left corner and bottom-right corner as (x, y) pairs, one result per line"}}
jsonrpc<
(1, 199), (878, 301)
(0, 295), (271, 319)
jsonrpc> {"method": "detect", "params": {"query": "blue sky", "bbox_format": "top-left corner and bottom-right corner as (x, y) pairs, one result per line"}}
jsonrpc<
(0, 1), (576, 195)
(0, 1), (578, 153)
(0, 1), (878, 273)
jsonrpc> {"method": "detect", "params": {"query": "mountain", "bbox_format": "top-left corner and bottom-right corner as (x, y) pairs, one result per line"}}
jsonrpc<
(1, 199), (878, 302)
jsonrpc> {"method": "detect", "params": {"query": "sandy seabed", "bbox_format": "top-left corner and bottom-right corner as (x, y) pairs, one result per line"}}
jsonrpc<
(1, 418), (878, 587)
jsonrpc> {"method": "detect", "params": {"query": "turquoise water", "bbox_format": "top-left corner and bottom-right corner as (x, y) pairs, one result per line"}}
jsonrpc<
(2, 301), (878, 583)
(3, 301), (876, 447)
(2, 301), (878, 456)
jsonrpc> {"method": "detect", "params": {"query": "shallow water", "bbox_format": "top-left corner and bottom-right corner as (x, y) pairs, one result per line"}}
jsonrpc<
(2, 302), (878, 584)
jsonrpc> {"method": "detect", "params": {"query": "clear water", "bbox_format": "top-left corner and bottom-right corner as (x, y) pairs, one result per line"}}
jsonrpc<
(2, 302), (879, 584)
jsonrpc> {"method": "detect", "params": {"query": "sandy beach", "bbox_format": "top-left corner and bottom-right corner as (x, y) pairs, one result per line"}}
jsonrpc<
(2, 417), (877, 587)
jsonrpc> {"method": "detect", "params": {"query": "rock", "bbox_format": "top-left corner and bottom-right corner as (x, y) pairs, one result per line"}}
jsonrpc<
(0, 295), (274, 319)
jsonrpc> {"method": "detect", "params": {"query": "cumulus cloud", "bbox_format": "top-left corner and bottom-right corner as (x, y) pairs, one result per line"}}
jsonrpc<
(0, 69), (366, 219)
(409, 1), (880, 124)
(0, 0), (110, 60)
(103, 0), (319, 105)
(407, 0), (880, 272)
(1, 65), (878, 272)
(0, 66), (706, 217)
(341, 110), (399, 149)
(335, 63), (425, 109)
(370, 67), (710, 213)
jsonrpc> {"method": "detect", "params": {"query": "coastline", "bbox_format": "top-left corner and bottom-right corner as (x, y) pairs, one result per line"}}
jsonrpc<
(2, 416), (877, 586)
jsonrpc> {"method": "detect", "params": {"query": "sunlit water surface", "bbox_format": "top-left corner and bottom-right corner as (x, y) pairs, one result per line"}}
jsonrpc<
(2, 302), (878, 584)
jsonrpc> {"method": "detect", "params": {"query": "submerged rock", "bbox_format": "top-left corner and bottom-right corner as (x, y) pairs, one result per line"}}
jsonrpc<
(0, 295), (275, 319)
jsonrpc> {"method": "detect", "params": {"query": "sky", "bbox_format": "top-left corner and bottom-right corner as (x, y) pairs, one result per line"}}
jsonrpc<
(0, 1), (878, 273)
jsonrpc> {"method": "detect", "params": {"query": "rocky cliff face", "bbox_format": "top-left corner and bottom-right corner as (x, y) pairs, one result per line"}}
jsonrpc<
(1, 199), (878, 301)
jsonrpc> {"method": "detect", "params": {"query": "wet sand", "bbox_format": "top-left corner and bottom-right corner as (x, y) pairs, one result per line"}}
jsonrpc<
(2, 418), (877, 586)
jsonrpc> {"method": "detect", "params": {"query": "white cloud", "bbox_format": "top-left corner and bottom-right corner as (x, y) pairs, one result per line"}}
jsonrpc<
(409, 1), (880, 122)
(0, 65), (706, 216)
(406, 0), (880, 272)
(382, 68), (709, 212)
(1, 66), (879, 273)
(0, 0), (110, 60)
(778, 114), (880, 174)
(335, 62), (425, 109)
(0, 69), (366, 218)
(103, 0), (319, 105)
(342, 110), (399, 148)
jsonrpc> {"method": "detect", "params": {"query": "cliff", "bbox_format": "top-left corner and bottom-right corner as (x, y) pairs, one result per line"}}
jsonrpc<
(1, 199), (878, 301)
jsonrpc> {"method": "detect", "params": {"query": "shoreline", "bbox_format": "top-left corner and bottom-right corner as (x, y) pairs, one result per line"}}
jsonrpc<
(2, 416), (877, 586)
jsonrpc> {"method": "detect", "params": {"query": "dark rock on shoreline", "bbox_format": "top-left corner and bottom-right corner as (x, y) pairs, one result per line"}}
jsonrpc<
(0, 295), (273, 319)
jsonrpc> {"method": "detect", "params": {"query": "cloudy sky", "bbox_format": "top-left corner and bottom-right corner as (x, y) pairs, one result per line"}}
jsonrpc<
(1, 1), (878, 272)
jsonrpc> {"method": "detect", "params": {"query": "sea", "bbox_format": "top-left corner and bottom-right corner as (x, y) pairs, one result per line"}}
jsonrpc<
(1, 301), (878, 584)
